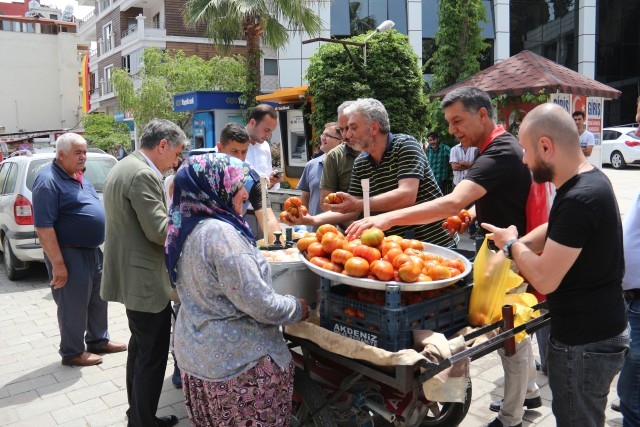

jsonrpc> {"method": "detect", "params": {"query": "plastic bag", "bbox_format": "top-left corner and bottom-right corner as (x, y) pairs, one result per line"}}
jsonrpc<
(468, 235), (523, 326)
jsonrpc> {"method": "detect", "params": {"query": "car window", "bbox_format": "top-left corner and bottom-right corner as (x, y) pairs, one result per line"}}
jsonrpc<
(4, 163), (18, 195)
(26, 159), (52, 191)
(624, 131), (640, 140)
(602, 130), (621, 140)
(83, 158), (117, 192)
(0, 163), (11, 195)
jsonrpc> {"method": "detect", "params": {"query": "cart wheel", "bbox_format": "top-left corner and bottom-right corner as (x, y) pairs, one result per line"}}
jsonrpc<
(292, 368), (338, 427)
(420, 380), (472, 426)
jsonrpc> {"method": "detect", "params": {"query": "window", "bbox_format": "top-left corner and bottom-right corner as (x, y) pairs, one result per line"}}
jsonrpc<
(0, 163), (10, 195)
(330, 0), (407, 37)
(4, 164), (18, 195)
(102, 22), (112, 54)
(103, 65), (113, 94)
(264, 59), (278, 75)
(152, 13), (160, 29)
(49, 14), (58, 20)
(122, 55), (131, 73)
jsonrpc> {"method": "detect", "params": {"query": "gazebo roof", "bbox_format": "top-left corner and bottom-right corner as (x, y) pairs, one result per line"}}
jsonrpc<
(432, 50), (621, 100)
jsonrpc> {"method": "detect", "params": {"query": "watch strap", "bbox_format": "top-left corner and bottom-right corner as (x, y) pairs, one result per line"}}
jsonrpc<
(503, 238), (519, 259)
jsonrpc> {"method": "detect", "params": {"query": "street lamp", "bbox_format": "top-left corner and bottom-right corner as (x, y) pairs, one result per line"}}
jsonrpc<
(301, 19), (395, 69)
(363, 20), (395, 67)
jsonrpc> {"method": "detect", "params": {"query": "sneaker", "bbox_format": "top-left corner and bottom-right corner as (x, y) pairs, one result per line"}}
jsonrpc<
(489, 395), (542, 412)
(487, 418), (522, 427)
(611, 399), (621, 412)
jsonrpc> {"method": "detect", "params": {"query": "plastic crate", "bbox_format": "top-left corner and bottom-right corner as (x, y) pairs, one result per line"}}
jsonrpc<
(320, 281), (472, 352)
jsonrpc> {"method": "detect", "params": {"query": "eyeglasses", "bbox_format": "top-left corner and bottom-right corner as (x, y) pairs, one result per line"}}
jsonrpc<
(321, 133), (341, 141)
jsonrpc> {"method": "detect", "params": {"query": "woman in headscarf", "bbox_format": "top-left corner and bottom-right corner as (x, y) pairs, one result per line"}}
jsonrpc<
(165, 153), (309, 426)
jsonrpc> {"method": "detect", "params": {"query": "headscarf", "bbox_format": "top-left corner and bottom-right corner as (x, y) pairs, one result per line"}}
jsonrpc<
(165, 153), (258, 284)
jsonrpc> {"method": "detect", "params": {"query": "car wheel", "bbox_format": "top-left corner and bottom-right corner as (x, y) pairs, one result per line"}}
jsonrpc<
(610, 151), (627, 170)
(3, 237), (28, 280)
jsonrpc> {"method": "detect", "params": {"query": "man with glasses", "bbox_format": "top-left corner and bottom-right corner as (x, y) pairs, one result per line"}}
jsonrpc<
(297, 122), (343, 229)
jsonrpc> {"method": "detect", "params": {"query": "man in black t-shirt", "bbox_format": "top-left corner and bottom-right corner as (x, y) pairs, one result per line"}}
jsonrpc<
(347, 87), (538, 427)
(485, 103), (629, 427)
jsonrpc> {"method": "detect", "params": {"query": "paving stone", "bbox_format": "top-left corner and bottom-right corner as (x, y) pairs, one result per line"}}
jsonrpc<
(67, 381), (119, 404)
(51, 397), (109, 424)
(15, 394), (71, 420)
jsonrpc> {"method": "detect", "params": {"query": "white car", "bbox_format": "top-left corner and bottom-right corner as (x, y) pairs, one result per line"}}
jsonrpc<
(601, 126), (640, 169)
(0, 152), (117, 279)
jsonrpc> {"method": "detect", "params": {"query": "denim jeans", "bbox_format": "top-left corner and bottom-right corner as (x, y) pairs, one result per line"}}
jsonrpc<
(548, 328), (629, 427)
(617, 297), (640, 427)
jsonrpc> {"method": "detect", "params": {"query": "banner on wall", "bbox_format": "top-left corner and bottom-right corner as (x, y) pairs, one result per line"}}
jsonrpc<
(585, 97), (603, 168)
(81, 55), (91, 113)
(549, 93), (572, 113)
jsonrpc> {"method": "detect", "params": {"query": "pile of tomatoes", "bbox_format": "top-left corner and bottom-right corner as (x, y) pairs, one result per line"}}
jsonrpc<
(297, 224), (466, 283)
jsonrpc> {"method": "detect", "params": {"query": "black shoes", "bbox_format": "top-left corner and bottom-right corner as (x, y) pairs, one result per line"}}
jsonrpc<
(156, 415), (179, 427)
(488, 418), (522, 427)
(611, 399), (621, 412)
(489, 395), (542, 412)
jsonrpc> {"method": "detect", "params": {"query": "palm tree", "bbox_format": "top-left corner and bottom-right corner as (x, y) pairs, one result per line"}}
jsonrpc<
(183, 0), (323, 105)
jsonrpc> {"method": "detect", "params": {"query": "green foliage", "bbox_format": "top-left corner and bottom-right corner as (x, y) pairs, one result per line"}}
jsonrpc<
(81, 113), (131, 152)
(111, 48), (247, 131)
(424, 0), (490, 142)
(183, 0), (322, 106)
(493, 90), (548, 111)
(306, 30), (428, 140)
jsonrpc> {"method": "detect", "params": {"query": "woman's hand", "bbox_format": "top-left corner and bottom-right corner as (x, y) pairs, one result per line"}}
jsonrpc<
(298, 298), (309, 321)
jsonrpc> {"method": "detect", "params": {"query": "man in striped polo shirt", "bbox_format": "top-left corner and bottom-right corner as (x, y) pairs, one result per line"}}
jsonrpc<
(283, 98), (454, 248)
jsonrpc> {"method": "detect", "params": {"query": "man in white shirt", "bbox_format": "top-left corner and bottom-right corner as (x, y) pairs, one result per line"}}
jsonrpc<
(572, 110), (595, 157)
(246, 104), (281, 190)
(449, 142), (477, 186)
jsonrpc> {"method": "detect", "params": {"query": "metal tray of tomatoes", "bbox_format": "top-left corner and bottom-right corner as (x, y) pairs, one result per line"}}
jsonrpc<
(298, 243), (473, 291)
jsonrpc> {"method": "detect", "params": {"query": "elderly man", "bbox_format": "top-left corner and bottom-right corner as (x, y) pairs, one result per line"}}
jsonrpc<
(484, 102), (629, 427)
(284, 98), (453, 247)
(347, 87), (539, 427)
(33, 133), (126, 366)
(101, 119), (187, 427)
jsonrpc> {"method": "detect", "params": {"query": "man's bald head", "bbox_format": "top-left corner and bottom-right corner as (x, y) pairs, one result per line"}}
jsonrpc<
(520, 103), (580, 153)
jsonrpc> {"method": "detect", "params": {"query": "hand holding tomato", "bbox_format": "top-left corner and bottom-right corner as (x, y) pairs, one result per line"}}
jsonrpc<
(345, 214), (393, 241)
(326, 192), (360, 214)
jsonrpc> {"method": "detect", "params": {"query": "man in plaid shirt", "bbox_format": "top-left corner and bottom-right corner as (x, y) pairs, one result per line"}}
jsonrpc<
(426, 131), (452, 194)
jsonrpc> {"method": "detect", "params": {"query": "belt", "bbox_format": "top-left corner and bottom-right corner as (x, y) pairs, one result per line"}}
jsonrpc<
(623, 289), (640, 300)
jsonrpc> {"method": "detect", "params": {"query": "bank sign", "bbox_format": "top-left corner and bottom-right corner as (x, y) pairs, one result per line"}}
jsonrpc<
(173, 91), (245, 112)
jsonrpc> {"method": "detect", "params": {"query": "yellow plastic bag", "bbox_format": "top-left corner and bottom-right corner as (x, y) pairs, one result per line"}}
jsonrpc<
(468, 235), (524, 326)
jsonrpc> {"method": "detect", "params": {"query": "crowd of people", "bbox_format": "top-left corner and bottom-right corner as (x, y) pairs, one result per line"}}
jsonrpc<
(34, 90), (639, 427)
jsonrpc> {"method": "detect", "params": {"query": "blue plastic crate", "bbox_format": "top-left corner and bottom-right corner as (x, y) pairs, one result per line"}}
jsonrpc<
(320, 282), (472, 352)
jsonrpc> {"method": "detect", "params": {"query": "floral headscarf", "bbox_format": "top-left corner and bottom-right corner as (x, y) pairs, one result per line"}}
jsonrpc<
(165, 153), (257, 284)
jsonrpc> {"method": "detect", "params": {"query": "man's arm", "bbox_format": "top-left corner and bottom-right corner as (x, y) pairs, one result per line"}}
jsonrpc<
(482, 223), (580, 295)
(35, 227), (67, 288)
(254, 207), (282, 244)
(345, 179), (485, 238)
(130, 171), (169, 245)
(582, 132), (595, 156)
(330, 178), (421, 214)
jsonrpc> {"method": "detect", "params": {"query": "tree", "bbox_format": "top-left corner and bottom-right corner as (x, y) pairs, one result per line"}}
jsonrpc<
(111, 48), (247, 131)
(425, 0), (489, 142)
(306, 30), (428, 143)
(82, 113), (131, 153)
(183, 0), (323, 106)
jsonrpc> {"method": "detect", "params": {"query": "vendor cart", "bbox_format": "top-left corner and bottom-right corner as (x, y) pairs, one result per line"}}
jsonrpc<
(283, 247), (550, 427)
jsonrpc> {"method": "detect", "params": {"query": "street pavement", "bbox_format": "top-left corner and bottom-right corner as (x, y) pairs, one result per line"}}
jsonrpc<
(0, 166), (637, 426)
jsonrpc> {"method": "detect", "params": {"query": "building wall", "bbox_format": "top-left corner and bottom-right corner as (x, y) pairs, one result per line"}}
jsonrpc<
(0, 31), (80, 132)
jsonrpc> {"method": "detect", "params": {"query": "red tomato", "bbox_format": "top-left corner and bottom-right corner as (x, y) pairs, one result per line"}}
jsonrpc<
(321, 232), (346, 254)
(310, 256), (331, 268)
(458, 209), (472, 223)
(423, 253), (445, 263)
(343, 240), (360, 252)
(323, 193), (344, 204)
(442, 258), (466, 273)
(383, 247), (404, 263)
(322, 261), (343, 273)
(398, 261), (422, 282)
(427, 265), (453, 280)
(344, 257), (370, 278)
(392, 254), (413, 269)
(316, 224), (339, 242)
(360, 227), (385, 247)
(443, 216), (463, 232)
(352, 245), (382, 265)
(380, 241), (401, 256)
(284, 197), (305, 217)
(279, 211), (288, 222)
(385, 235), (403, 243)
(306, 242), (327, 258)
(296, 236), (318, 252)
(370, 259), (395, 281)
(331, 249), (354, 265)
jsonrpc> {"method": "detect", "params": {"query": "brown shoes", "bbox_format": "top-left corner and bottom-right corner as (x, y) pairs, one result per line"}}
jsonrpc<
(88, 341), (128, 354)
(61, 351), (103, 366)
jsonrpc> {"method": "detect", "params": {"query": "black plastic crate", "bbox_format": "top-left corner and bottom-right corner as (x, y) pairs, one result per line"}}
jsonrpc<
(319, 280), (472, 352)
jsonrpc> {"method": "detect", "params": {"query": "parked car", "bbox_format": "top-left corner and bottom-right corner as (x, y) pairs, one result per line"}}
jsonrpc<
(0, 152), (117, 279)
(601, 126), (640, 169)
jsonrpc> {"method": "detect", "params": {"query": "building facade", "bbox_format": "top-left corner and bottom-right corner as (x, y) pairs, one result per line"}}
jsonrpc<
(0, 2), (87, 134)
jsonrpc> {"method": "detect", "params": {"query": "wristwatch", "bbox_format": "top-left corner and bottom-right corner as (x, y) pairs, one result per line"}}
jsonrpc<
(502, 238), (519, 260)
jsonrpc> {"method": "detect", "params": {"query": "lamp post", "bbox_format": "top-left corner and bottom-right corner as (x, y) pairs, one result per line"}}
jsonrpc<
(363, 20), (395, 67)
(302, 19), (395, 69)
